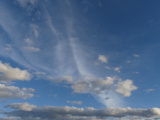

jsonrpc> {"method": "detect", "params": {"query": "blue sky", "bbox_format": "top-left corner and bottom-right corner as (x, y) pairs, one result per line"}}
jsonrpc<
(1, 0), (160, 119)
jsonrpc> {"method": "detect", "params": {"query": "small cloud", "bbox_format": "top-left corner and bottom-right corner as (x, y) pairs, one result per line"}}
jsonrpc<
(0, 61), (31, 82)
(146, 89), (155, 93)
(105, 66), (111, 70)
(5, 44), (12, 51)
(126, 60), (131, 63)
(133, 72), (139, 74)
(98, 55), (108, 63)
(23, 46), (40, 52)
(115, 79), (138, 97)
(133, 54), (140, 58)
(67, 100), (82, 105)
(114, 67), (122, 73)
(24, 38), (33, 44)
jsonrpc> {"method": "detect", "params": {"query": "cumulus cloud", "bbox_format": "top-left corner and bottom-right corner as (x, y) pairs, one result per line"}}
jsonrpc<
(114, 67), (121, 73)
(5, 102), (37, 111)
(98, 55), (108, 63)
(115, 80), (138, 97)
(0, 84), (35, 99)
(23, 46), (40, 52)
(0, 61), (30, 82)
(72, 77), (116, 94)
(67, 101), (82, 105)
(3, 103), (160, 120)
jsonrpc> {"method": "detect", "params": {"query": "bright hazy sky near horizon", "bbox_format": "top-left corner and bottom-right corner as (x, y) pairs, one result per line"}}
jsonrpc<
(1, 0), (160, 120)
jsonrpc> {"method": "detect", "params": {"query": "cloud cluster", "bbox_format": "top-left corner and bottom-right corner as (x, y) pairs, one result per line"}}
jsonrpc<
(0, 84), (35, 99)
(0, 61), (30, 82)
(5, 102), (37, 111)
(3, 103), (160, 120)
(71, 77), (137, 97)
(115, 80), (138, 97)
(72, 77), (116, 94)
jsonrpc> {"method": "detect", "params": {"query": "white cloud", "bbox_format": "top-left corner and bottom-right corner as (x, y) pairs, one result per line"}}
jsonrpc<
(133, 54), (140, 58)
(72, 77), (116, 94)
(146, 89), (155, 93)
(0, 84), (35, 99)
(115, 80), (138, 97)
(114, 67), (121, 73)
(98, 55), (108, 63)
(24, 38), (33, 44)
(5, 44), (12, 51)
(5, 102), (37, 111)
(23, 46), (40, 52)
(67, 101), (82, 105)
(0, 61), (30, 82)
(3, 103), (160, 119)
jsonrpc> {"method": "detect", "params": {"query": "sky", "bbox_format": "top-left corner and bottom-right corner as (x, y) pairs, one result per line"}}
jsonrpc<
(1, 0), (160, 119)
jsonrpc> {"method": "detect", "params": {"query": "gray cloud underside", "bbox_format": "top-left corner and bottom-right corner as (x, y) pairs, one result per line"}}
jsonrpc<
(2, 103), (160, 120)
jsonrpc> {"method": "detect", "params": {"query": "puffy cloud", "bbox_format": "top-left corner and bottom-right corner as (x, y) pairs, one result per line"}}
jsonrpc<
(114, 67), (121, 73)
(98, 55), (108, 63)
(23, 46), (40, 52)
(3, 103), (160, 119)
(0, 61), (30, 82)
(115, 80), (138, 97)
(0, 84), (35, 99)
(5, 102), (37, 111)
(72, 77), (116, 94)
(67, 101), (82, 105)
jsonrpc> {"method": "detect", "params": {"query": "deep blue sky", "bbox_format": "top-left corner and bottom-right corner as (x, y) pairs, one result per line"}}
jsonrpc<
(1, 0), (160, 119)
